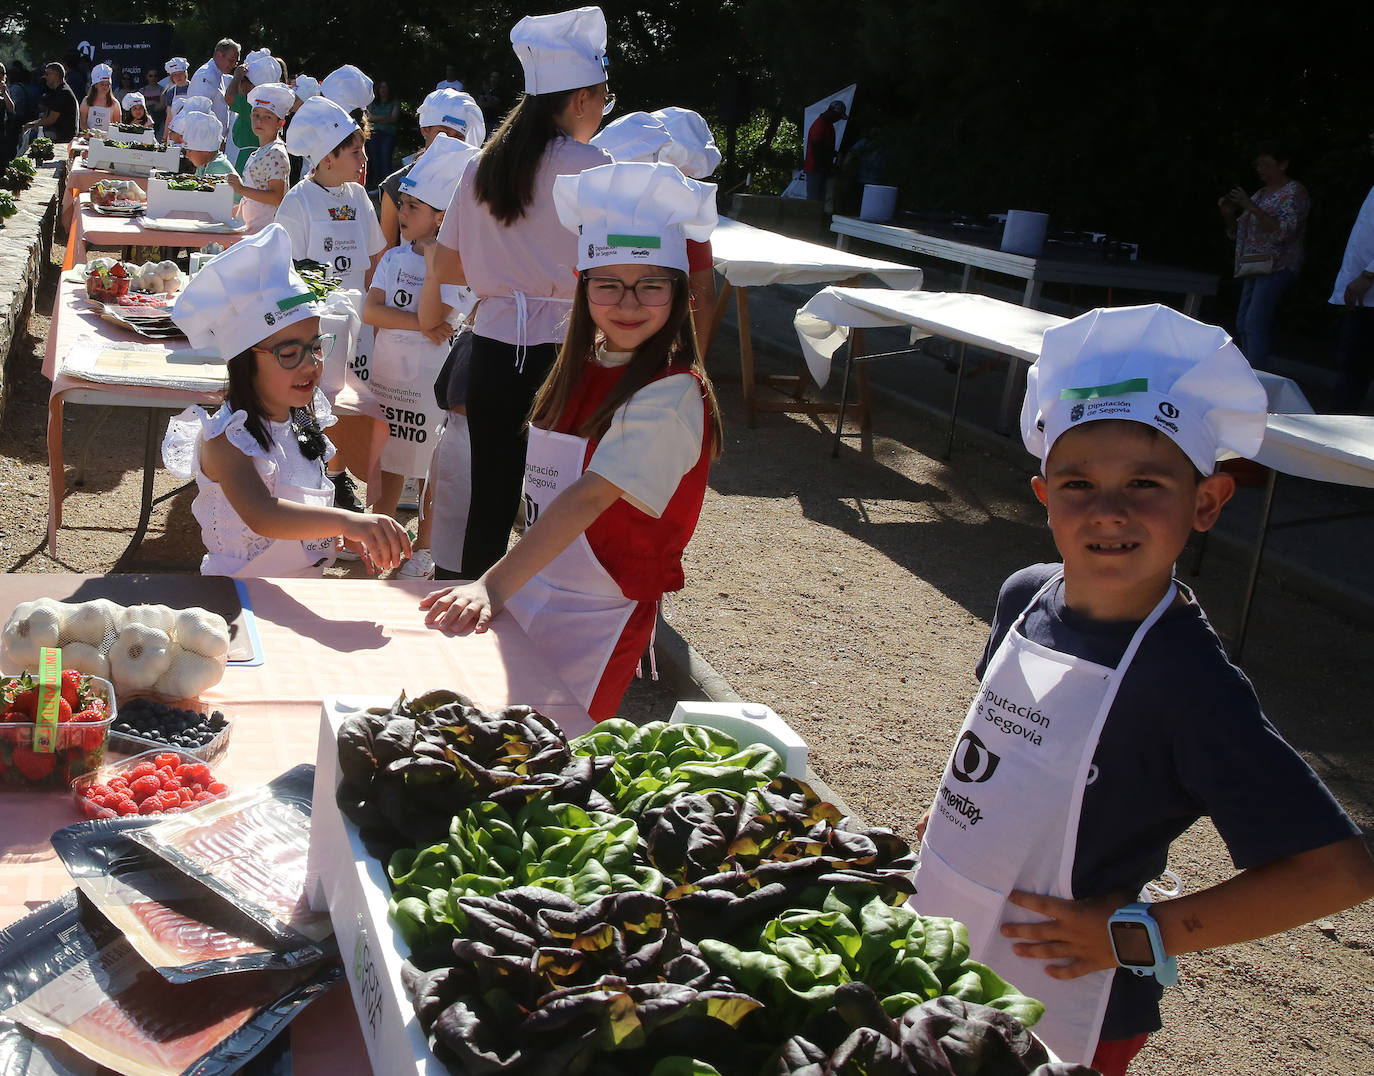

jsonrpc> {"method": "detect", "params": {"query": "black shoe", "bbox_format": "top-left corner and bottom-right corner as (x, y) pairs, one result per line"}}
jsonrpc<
(330, 470), (363, 512)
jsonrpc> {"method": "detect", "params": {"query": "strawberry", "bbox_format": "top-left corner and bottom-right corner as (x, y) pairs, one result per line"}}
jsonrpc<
(8, 689), (36, 719)
(60, 670), (81, 709)
(56, 698), (73, 723)
(12, 745), (55, 782)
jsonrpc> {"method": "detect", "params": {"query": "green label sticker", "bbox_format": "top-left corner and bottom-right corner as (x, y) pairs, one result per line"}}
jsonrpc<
(1060, 377), (1149, 401)
(277, 291), (316, 312)
(33, 646), (61, 754)
(607, 234), (661, 249)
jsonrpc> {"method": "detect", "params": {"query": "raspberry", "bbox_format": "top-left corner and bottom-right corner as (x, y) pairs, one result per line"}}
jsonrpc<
(154, 753), (182, 768)
(138, 798), (163, 814)
(160, 775), (182, 792)
(129, 775), (162, 802)
(176, 763), (212, 785)
(156, 765), (176, 781)
(177, 787), (193, 805)
(130, 761), (158, 779)
(155, 789), (182, 810)
(206, 781), (227, 795)
(86, 783), (112, 800)
(112, 796), (139, 816)
(193, 790), (214, 802)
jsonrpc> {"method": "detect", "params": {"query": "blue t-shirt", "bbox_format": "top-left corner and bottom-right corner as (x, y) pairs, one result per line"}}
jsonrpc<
(978, 563), (1358, 1041)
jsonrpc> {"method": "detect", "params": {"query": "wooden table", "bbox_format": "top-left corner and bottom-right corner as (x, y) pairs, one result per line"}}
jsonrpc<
(0, 574), (594, 1076)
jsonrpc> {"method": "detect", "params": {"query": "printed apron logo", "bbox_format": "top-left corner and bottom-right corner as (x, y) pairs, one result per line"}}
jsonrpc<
(977, 689), (1050, 746)
(1070, 402), (1085, 422)
(950, 730), (1000, 784)
(322, 237), (334, 252)
(393, 288), (412, 308)
(523, 491), (539, 528)
(334, 255), (353, 274)
(936, 783), (984, 829)
(1158, 400), (1180, 419)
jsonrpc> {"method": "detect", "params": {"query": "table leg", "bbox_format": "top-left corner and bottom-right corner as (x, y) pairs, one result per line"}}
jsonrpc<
(854, 328), (871, 430)
(945, 341), (969, 460)
(835, 234), (851, 252)
(960, 266), (973, 292)
(1021, 278), (1043, 308)
(72, 406), (113, 486)
(1233, 467), (1279, 660)
(702, 277), (732, 359)
(113, 408), (160, 572)
(832, 334), (856, 458)
(737, 287), (757, 428)
(995, 357), (1025, 436)
(1183, 292), (1202, 317)
(47, 395), (66, 556)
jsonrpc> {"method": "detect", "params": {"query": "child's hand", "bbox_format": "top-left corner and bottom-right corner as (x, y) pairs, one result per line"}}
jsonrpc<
(914, 808), (931, 843)
(225, 174), (242, 194)
(342, 513), (412, 573)
(419, 581), (500, 634)
(422, 322), (452, 346)
(1000, 889), (1133, 979)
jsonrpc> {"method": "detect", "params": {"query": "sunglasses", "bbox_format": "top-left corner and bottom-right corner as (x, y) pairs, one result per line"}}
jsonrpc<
(251, 332), (336, 370)
(584, 275), (674, 307)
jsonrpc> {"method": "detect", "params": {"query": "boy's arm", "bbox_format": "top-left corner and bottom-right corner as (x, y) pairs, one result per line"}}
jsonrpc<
(1002, 835), (1374, 979)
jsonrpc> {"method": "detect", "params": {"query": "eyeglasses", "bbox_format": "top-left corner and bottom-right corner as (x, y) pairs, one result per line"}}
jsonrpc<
(251, 332), (336, 370)
(601, 90), (616, 117)
(584, 275), (674, 307)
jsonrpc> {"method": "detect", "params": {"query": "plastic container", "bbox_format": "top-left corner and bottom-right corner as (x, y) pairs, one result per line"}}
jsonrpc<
(108, 701), (232, 764)
(669, 701), (808, 776)
(72, 746), (227, 818)
(85, 270), (131, 303)
(859, 184), (899, 223)
(0, 674), (116, 790)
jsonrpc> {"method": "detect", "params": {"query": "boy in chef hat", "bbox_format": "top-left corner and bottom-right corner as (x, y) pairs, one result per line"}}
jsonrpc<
(227, 82), (295, 232)
(422, 160), (723, 722)
(180, 110), (237, 179)
(161, 223), (410, 578)
(590, 111), (671, 163)
(363, 133), (479, 578)
(912, 304), (1374, 1075)
(167, 94), (213, 144)
(278, 93), (388, 515)
(322, 64), (374, 117)
(292, 75), (322, 104)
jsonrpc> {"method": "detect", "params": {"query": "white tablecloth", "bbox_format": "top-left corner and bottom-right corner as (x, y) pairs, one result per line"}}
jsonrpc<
(710, 218), (923, 290)
(1254, 414), (1374, 487)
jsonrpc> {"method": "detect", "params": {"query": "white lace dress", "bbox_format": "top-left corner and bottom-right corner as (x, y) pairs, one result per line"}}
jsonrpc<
(162, 391), (341, 577)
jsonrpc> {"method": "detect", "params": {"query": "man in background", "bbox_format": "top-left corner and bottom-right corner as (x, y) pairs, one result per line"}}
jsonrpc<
(803, 99), (846, 206)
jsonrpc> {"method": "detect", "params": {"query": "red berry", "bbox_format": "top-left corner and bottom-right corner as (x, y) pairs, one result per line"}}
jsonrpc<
(154, 754), (181, 768)
(12, 746), (55, 782)
(60, 670), (81, 709)
(138, 798), (163, 814)
(160, 775), (181, 792)
(193, 790), (213, 802)
(177, 788), (193, 805)
(130, 761), (157, 779)
(113, 796), (139, 816)
(129, 775), (162, 802)
(155, 789), (182, 810)
(206, 781), (227, 795)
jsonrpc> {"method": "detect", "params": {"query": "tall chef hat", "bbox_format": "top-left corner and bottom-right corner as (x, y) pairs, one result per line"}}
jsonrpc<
(285, 95), (359, 167)
(418, 89), (486, 146)
(249, 82), (295, 120)
(165, 57), (189, 74)
(652, 107), (722, 179)
(245, 50), (283, 86)
(553, 160), (717, 274)
(397, 133), (476, 211)
(591, 111), (670, 163)
(169, 94), (213, 134)
(172, 223), (325, 361)
(91, 63), (113, 85)
(1021, 304), (1268, 476)
(121, 92), (146, 112)
(321, 64), (374, 113)
(293, 75), (322, 100)
(181, 110), (226, 153)
(511, 6), (608, 95)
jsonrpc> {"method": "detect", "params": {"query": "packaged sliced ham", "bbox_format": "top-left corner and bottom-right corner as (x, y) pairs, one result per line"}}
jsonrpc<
(51, 817), (329, 983)
(128, 766), (327, 944)
(0, 891), (314, 1076)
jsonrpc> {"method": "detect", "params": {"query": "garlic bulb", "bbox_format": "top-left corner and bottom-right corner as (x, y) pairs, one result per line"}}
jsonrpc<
(121, 603), (177, 633)
(2, 600), (64, 667)
(109, 623), (172, 691)
(61, 640), (110, 680)
(173, 608), (230, 660)
(152, 646), (223, 699)
(63, 598), (119, 648)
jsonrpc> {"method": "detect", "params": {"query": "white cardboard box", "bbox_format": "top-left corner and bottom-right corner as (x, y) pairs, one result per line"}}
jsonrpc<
(669, 701), (808, 776)
(308, 696), (446, 1076)
(109, 126), (157, 145)
(85, 139), (181, 175)
(146, 174), (235, 224)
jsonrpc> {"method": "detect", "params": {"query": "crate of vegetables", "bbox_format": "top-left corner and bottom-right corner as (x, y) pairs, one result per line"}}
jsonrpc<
(84, 138), (181, 174)
(0, 672), (115, 789)
(146, 172), (234, 223)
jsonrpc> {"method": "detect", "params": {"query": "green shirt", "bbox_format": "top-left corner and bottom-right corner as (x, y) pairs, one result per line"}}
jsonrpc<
(229, 95), (257, 172)
(194, 152), (238, 179)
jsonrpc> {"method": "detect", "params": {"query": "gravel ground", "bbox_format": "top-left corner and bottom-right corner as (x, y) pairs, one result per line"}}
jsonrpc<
(5, 243), (1373, 1074)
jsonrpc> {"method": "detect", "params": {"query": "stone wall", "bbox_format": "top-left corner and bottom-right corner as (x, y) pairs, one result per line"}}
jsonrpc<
(0, 154), (61, 428)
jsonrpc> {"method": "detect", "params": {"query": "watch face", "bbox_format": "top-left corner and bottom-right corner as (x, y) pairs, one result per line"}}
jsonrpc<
(1111, 920), (1156, 967)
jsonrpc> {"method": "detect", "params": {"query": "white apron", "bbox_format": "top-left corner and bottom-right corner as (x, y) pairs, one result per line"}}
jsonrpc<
(503, 425), (635, 713)
(305, 207), (375, 397)
(372, 326), (451, 476)
(204, 469), (338, 578)
(911, 572), (1175, 1064)
(87, 105), (113, 134)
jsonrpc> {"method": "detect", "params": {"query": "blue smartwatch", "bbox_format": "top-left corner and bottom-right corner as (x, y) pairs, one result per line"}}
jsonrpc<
(1107, 902), (1178, 986)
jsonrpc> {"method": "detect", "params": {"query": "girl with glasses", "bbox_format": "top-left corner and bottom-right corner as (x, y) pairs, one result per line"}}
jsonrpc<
(422, 161), (720, 722)
(162, 224), (410, 577)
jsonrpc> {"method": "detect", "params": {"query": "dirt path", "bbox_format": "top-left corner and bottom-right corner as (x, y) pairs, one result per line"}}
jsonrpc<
(5, 245), (1372, 1074)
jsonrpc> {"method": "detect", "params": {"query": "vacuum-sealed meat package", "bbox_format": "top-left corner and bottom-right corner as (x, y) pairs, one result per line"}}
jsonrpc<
(51, 817), (329, 983)
(128, 766), (327, 944)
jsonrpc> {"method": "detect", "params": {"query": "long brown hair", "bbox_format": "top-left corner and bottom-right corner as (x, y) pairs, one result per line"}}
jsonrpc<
(85, 80), (115, 107)
(530, 269), (723, 459)
(473, 87), (584, 225)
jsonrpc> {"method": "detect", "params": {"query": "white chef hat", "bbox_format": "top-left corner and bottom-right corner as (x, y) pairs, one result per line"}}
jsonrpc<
(181, 110), (226, 153)
(397, 133), (476, 211)
(1021, 304), (1268, 476)
(121, 92), (146, 112)
(591, 111), (670, 163)
(554, 161), (717, 274)
(169, 95), (213, 134)
(91, 63), (113, 85)
(652, 107), (722, 179)
(321, 64), (374, 113)
(245, 50), (282, 87)
(511, 6), (608, 95)
(165, 57), (189, 74)
(173, 223), (325, 361)
(285, 95), (359, 167)
(249, 82), (295, 120)
(418, 89), (486, 145)
(293, 75), (322, 100)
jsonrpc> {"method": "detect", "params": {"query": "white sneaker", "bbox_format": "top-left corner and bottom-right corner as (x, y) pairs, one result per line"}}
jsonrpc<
(397, 549), (435, 579)
(398, 478), (421, 511)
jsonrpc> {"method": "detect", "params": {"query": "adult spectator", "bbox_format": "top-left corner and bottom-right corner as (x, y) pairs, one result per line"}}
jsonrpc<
(118, 68), (136, 95)
(1329, 130), (1374, 412)
(23, 62), (79, 143)
(64, 51), (88, 99)
(803, 99), (845, 205)
(141, 68), (163, 130)
(1217, 140), (1310, 370)
(0, 63), (17, 165)
(436, 64), (464, 91)
(365, 79), (400, 186)
(189, 38), (240, 128)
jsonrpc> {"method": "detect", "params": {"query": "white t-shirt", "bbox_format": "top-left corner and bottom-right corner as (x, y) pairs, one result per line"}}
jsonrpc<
(188, 59), (230, 126)
(585, 349), (705, 518)
(1330, 185), (1374, 305)
(239, 140), (290, 233)
(437, 137), (611, 346)
(435, 79), (464, 92)
(275, 178), (387, 297)
(373, 244), (472, 325)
